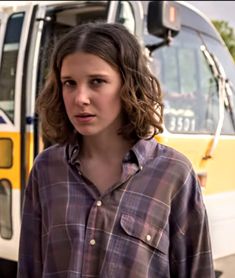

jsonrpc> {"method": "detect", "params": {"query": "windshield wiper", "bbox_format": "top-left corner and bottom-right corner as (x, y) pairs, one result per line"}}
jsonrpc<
(200, 45), (234, 159)
(224, 79), (235, 131)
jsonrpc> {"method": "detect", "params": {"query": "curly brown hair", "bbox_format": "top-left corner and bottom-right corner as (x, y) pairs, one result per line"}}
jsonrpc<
(36, 22), (163, 144)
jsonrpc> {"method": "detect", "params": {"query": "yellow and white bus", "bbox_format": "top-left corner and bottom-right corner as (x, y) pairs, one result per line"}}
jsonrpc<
(0, 1), (235, 275)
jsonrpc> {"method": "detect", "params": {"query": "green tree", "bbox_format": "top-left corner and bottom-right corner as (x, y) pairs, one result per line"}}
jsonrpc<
(212, 20), (235, 61)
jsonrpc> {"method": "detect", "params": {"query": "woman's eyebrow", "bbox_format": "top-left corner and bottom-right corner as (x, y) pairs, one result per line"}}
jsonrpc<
(88, 73), (110, 78)
(60, 75), (72, 80)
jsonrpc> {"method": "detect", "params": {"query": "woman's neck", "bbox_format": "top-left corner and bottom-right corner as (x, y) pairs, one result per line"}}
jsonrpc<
(80, 134), (132, 162)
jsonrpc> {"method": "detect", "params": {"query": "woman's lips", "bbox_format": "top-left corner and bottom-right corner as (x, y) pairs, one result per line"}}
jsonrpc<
(75, 114), (95, 123)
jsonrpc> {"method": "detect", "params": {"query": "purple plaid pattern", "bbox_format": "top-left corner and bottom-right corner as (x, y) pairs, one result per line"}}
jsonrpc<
(17, 139), (215, 277)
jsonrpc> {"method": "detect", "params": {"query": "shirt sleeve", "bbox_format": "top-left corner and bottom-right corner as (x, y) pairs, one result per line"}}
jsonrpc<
(17, 165), (43, 278)
(169, 170), (215, 278)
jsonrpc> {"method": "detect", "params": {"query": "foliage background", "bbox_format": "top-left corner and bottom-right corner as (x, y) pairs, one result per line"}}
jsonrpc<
(212, 20), (235, 61)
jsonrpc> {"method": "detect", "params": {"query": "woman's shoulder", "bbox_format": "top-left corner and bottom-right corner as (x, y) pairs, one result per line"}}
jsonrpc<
(144, 139), (194, 178)
(140, 138), (192, 168)
(34, 144), (66, 165)
(157, 142), (192, 168)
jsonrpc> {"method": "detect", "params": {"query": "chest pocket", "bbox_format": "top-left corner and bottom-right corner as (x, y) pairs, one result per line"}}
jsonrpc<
(120, 214), (169, 255)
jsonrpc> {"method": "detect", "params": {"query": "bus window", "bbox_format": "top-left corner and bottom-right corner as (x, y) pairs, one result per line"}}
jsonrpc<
(179, 48), (197, 95)
(198, 46), (220, 133)
(0, 138), (13, 168)
(145, 28), (219, 134)
(0, 13), (24, 122)
(201, 34), (235, 135)
(116, 1), (135, 34)
(0, 179), (12, 239)
(162, 47), (179, 93)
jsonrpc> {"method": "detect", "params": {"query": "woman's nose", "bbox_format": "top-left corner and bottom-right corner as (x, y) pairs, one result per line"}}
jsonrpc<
(74, 85), (90, 106)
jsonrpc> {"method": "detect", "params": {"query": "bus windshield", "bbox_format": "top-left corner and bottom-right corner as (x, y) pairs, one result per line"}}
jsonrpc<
(144, 26), (235, 136)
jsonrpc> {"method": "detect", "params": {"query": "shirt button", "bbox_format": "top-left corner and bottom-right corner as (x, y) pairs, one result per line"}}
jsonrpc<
(90, 239), (96, 246)
(146, 234), (151, 241)
(96, 200), (102, 207)
(139, 165), (143, 170)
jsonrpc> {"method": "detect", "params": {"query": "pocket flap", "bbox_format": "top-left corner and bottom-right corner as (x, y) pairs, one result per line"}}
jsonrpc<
(120, 214), (168, 254)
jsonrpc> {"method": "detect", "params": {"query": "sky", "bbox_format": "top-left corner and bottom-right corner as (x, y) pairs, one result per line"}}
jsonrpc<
(187, 1), (235, 30)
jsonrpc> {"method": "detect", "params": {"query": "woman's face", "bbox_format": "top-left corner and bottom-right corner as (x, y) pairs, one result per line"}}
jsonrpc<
(61, 52), (123, 138)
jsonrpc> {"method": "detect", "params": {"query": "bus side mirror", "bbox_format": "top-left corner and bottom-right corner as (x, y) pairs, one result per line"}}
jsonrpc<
(147, 1), (181, 38)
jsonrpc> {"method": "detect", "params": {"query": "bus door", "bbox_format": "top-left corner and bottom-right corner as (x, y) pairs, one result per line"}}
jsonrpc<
(0, 4), (34, 262)
(0, 0), (123, 265)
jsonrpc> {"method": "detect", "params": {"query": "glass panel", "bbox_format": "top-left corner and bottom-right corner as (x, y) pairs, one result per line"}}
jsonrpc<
(144, 28), (219, 134)
(0, 138), (13, 168)
(163, 47), (179, 93)
(116, 1), (135, 34)
(199, 48), (219, 133)
(0, 13), (24, 122)
(179, 49), (197, 94)
(0, 179), (12, 239)
(201, 34), (235, 134)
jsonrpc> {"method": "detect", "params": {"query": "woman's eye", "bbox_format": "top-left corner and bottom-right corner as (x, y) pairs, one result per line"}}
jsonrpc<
(62, 80), (76, 87)
(91, 78), (106, 86)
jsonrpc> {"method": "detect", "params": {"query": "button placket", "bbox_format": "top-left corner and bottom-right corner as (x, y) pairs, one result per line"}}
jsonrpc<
(96, 200), (102, 207)
(87, 199), (103, 247)
(89, 239), (96, 246)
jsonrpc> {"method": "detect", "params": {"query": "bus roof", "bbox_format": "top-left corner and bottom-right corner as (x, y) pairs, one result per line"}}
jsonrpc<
(141, 1), (222, 42)
(0, 1), (223, 43)
(178, 1), (222, 42)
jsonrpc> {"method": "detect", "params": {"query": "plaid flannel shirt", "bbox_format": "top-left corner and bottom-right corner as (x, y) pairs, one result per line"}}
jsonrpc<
(17, 138), (215, 277)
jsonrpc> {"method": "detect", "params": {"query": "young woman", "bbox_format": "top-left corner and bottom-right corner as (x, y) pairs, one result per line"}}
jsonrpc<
(17, 22), (215, 277)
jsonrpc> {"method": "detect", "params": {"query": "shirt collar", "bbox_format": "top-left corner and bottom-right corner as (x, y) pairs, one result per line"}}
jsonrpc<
(66, 138), (158, 169)
(66, 140), (81, 166)
(131, 138), (158, 169)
